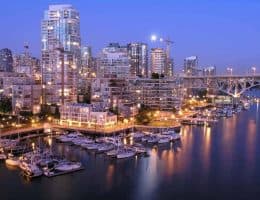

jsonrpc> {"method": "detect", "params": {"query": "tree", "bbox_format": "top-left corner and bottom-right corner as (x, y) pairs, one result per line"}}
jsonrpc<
(0, 96), (12, 113)
(135, 105), (153, 125)
(151, 73), (159, 79)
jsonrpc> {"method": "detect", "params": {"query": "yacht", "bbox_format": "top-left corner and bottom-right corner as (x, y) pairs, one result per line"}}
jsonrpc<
(117, 149), (135, 159)
(0, 148), (6, 160)
(5, 154), (20, 167)
(97, 143), (115, 153)
(54, 161), (82, 172)
(158, 136), (171, 144)
(130, 132), (145, 141)
(21, 162), (43, 178)
(147, 135), (159, 144)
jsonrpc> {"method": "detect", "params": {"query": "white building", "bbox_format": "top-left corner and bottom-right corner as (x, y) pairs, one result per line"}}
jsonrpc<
(150, 48), (167, 75)
(59, 103), (117, 127)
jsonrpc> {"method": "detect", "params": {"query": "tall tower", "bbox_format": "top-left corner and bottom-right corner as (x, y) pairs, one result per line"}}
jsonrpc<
(127, 43), (148, 78)
(41, 4), (81, 105)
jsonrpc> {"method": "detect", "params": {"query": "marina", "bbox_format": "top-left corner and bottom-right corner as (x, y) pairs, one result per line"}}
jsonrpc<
(0, 103), (259, 200)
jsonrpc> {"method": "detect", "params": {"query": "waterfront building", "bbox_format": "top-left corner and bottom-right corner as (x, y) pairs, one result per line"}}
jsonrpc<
(12, 84), (42, 114)
(59, 103), (117, 127)
(203, 66), (216, 76)
(129, 78), (182, 111)
(90, 78), (136, 117)
(0, 48), (13, 72)
(41, 4), (81, 105)
(184, 56), (199, 76)
(150, 48), (167, 76)
(97, 43), (130, 78)
(127, 43), (148, 78)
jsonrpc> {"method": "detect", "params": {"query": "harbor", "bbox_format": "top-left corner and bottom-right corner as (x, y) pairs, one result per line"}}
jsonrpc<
(0, 103), (259, 200)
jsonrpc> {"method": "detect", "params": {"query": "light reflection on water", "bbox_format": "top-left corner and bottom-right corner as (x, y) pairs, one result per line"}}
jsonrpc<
(0, 104), (260, 200)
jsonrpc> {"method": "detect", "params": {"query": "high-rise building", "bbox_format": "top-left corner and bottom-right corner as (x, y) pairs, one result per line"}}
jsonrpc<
(97, 43), (130, 78)
(184, 56), (199, 76)
(127, 43), (148, 77)
(81, 46), (92, 76)
(150, 48), (166, 76)
(0, 48), (13, 72)
(41, 4), (81, 105)
(13, 45), (41, 82)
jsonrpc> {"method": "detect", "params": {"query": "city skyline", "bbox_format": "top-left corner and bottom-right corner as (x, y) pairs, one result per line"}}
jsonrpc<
(0, 0), (260, 73)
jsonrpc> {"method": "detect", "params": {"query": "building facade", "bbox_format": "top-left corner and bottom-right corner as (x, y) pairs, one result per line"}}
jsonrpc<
(97, 43), (130, 78)
(59, 103), (117, 127)
(184, 56), (199, 76)
(150, 48), (167, 76)
(41, 4), (81, 105)
(127, 43), (148, 78)
(0, 48), (13, 72)
(203, 66), (216, 76)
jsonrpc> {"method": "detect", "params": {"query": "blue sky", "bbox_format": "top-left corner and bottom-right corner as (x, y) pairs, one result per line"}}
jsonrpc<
(0, 0), (260, 73)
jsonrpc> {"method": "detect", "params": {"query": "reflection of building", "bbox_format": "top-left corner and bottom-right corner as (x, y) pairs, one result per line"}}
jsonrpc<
(0, 48), (13, 72)
(203, 66), (216, 76)
(41, 4), (81, 105)
(127, 43), (148, 77)
(150, 48), (166, 75)
(184, 56), (198, 76)
(97, 43), (130, 78)
(129, 78), (182, 110)
(59, 103), (117, 127)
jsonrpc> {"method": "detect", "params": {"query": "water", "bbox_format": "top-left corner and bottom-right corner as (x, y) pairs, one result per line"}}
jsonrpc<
(1, 104), (260, 200)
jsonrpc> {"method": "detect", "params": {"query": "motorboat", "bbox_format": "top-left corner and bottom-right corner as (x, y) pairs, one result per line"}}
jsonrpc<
(158, 136), (171, 144)
(97, 143), (114, 153)
(0, 148), (6, 160)
(20, 161), (43, 178)
(5, 154), (20, 167)
(84, 143), (99, 150)
(147, 136), (159, 144)
(54, 161), (82, 172)
(130, 132), (145, 141)
(117, 149), (135, 159)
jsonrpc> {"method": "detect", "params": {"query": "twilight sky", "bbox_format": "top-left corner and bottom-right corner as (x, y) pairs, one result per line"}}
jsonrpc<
(0, 0), (260, 73)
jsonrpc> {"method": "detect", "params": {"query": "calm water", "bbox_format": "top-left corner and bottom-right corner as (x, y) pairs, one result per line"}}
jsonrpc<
(1, 104), (260, 200)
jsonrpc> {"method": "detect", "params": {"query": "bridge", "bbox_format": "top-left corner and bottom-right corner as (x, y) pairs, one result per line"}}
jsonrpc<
(180, 74), (260, 98)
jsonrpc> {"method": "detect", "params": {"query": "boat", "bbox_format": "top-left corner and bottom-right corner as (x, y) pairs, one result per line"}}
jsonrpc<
(147, 136), (159, 144)
(97, 143), (115, 153)
(117, 149), (135, 159)
(20, 161), (43, 178)
(158, 136), (171, 144)
(54, 161), (82, 172)
(5, 154), (20, 167)
(130, 132), (145, 141)
(106, 149), (119, 157)
(0, 148), (6, 160)
(84, 143), (99, 150)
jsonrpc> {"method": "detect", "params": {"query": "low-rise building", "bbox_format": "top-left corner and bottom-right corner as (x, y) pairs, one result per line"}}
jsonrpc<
(59, 103), (117, 127)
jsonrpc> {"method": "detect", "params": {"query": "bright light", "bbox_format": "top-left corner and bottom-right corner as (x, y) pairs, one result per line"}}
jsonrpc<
(151, 34), (157, 42)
